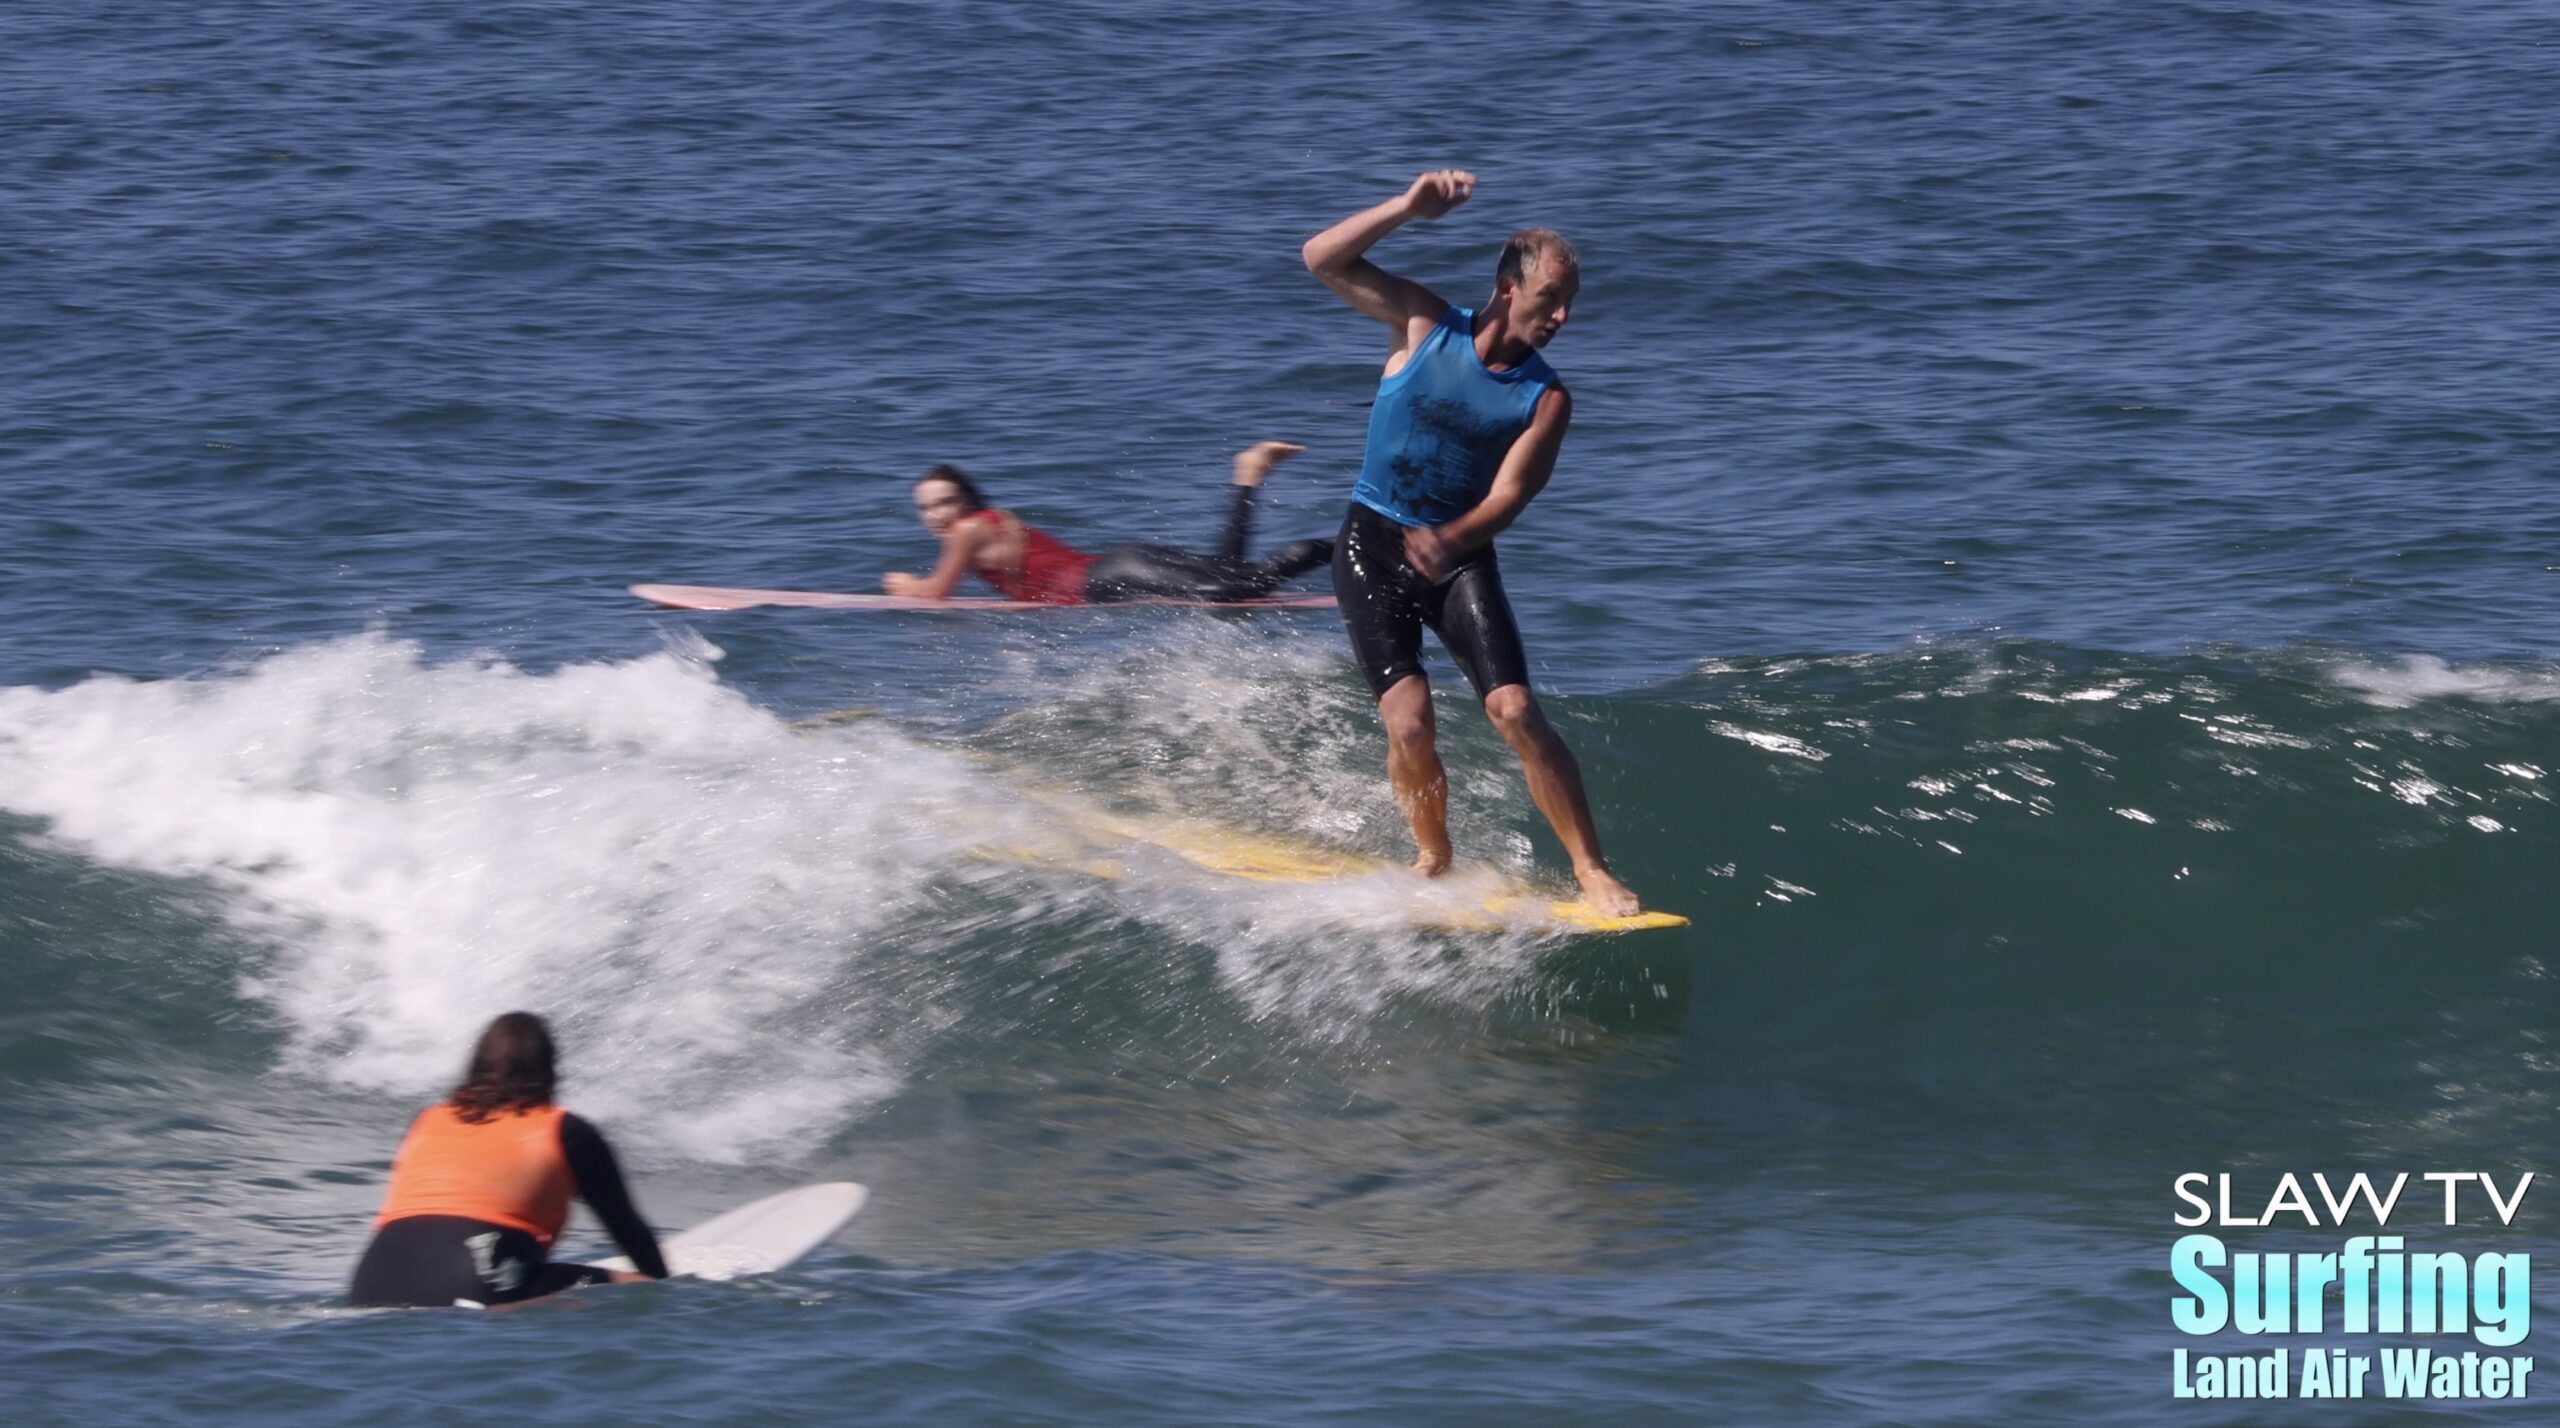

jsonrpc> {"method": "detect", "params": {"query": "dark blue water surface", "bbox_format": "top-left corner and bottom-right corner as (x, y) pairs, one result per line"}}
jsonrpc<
(5, 3), (2557, 1424)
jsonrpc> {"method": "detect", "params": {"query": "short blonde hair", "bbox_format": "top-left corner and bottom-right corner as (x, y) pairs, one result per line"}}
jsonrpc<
(1496, 228), (1579, 288)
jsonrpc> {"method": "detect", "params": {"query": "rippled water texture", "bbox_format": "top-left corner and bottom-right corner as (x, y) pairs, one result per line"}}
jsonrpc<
(5, 2), (2557, 1424)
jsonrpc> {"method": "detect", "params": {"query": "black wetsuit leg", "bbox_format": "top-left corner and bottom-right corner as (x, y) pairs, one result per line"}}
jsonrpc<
(1085, 544), (1265, 601)
(1332, 502), (1530, 700)
(347, 1216), (612, 1308)
(1082, 485), (1333, 602)
(1216, 481), (1256, 561)
(1431, 549), (1531, 698)
(1334, 502), (1432, 694)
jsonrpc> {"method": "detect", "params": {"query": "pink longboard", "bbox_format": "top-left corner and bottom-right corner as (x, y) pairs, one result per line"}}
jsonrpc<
(630, 583), (1337, 613)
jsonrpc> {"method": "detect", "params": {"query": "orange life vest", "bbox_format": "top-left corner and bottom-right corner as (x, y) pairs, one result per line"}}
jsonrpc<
(373, 1103), (574, 1246)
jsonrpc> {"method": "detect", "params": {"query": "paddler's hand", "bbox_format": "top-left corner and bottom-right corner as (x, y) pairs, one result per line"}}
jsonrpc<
(883, 571), (923, 596)
(1402, 169), (1476, 221)
(1403, 525), (1457, 583)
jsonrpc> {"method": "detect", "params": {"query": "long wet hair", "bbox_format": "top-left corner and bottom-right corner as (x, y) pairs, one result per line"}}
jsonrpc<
(448, 1011), (560, 1123)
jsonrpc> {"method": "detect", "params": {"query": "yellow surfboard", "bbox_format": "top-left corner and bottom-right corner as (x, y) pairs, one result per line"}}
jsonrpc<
(987, 798), (1688, 935)
(792, 708), (1685, 934)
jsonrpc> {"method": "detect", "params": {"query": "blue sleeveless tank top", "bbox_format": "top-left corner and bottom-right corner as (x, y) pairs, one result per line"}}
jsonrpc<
(1349, 305), (1559, 527)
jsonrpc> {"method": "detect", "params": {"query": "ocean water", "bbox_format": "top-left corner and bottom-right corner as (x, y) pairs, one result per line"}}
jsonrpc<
(4, 2), (2556, 1423)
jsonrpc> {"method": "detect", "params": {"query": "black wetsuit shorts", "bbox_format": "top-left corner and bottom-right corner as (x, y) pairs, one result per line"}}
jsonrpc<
(1332, 501), (1531, 700)
(347, 1216), (613, 1308)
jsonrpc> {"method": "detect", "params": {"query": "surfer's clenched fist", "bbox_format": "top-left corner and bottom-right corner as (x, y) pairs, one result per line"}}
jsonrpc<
(1402, 169), (1476, 220)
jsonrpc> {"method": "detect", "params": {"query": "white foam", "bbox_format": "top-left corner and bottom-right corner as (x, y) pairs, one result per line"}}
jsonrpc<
(964, 622), (1561, 1027)
(0, 631), (1564, 1158)
(2328, 655), (2560, 708)
(0, 634), (997, 1162)
(1710, 721), (1828, 762)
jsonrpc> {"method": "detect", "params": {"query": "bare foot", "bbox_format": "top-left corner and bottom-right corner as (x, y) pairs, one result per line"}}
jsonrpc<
(1411, 847), (1452, 879)
(1573, 863), (1642, 918)
(1232, 440), (1306, 488)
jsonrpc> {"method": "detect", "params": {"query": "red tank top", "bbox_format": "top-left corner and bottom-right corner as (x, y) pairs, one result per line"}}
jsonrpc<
(373, 1103), (574, 1245)
(967, 510), (1094, 604)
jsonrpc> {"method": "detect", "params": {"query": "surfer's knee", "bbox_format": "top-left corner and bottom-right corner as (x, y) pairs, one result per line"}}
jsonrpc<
(1481, 684), (1549, 749)
(1383, 705), (1435, 756)
(1377, 677), (1435, 753)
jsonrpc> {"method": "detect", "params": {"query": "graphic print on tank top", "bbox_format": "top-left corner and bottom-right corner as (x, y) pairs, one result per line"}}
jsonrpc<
(1388, 394), (1523, 498)
(1351, 306), (1557, 528)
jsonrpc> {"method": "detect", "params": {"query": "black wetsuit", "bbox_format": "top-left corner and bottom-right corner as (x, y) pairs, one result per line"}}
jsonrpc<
(1334, 303), (1554, 699)
(347, 1113), (667, 1308)
(1083, 483), (1332, 602)
(1332, 501), (1530, 698)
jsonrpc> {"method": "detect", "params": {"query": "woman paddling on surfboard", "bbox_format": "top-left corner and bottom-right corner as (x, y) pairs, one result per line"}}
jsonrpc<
(883, 440), (1333, 605)
(347, 1012), (668, 1308)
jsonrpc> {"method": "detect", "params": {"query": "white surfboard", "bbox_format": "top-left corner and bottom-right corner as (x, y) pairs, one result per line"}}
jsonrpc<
(631, 582), (1335, 613)
(595, 1181), (868, 1281)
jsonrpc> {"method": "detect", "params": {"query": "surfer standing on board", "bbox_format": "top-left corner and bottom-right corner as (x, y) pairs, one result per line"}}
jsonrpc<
(1302, 171), (1641, 917)
(885, 441), (1331, 605)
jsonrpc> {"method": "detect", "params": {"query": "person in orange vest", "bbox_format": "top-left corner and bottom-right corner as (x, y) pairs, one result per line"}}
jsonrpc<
(348, 1011), (669, 1307)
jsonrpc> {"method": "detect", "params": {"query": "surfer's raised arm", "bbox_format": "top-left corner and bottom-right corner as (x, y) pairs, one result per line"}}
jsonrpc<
(1302, 170), (1471, 354)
